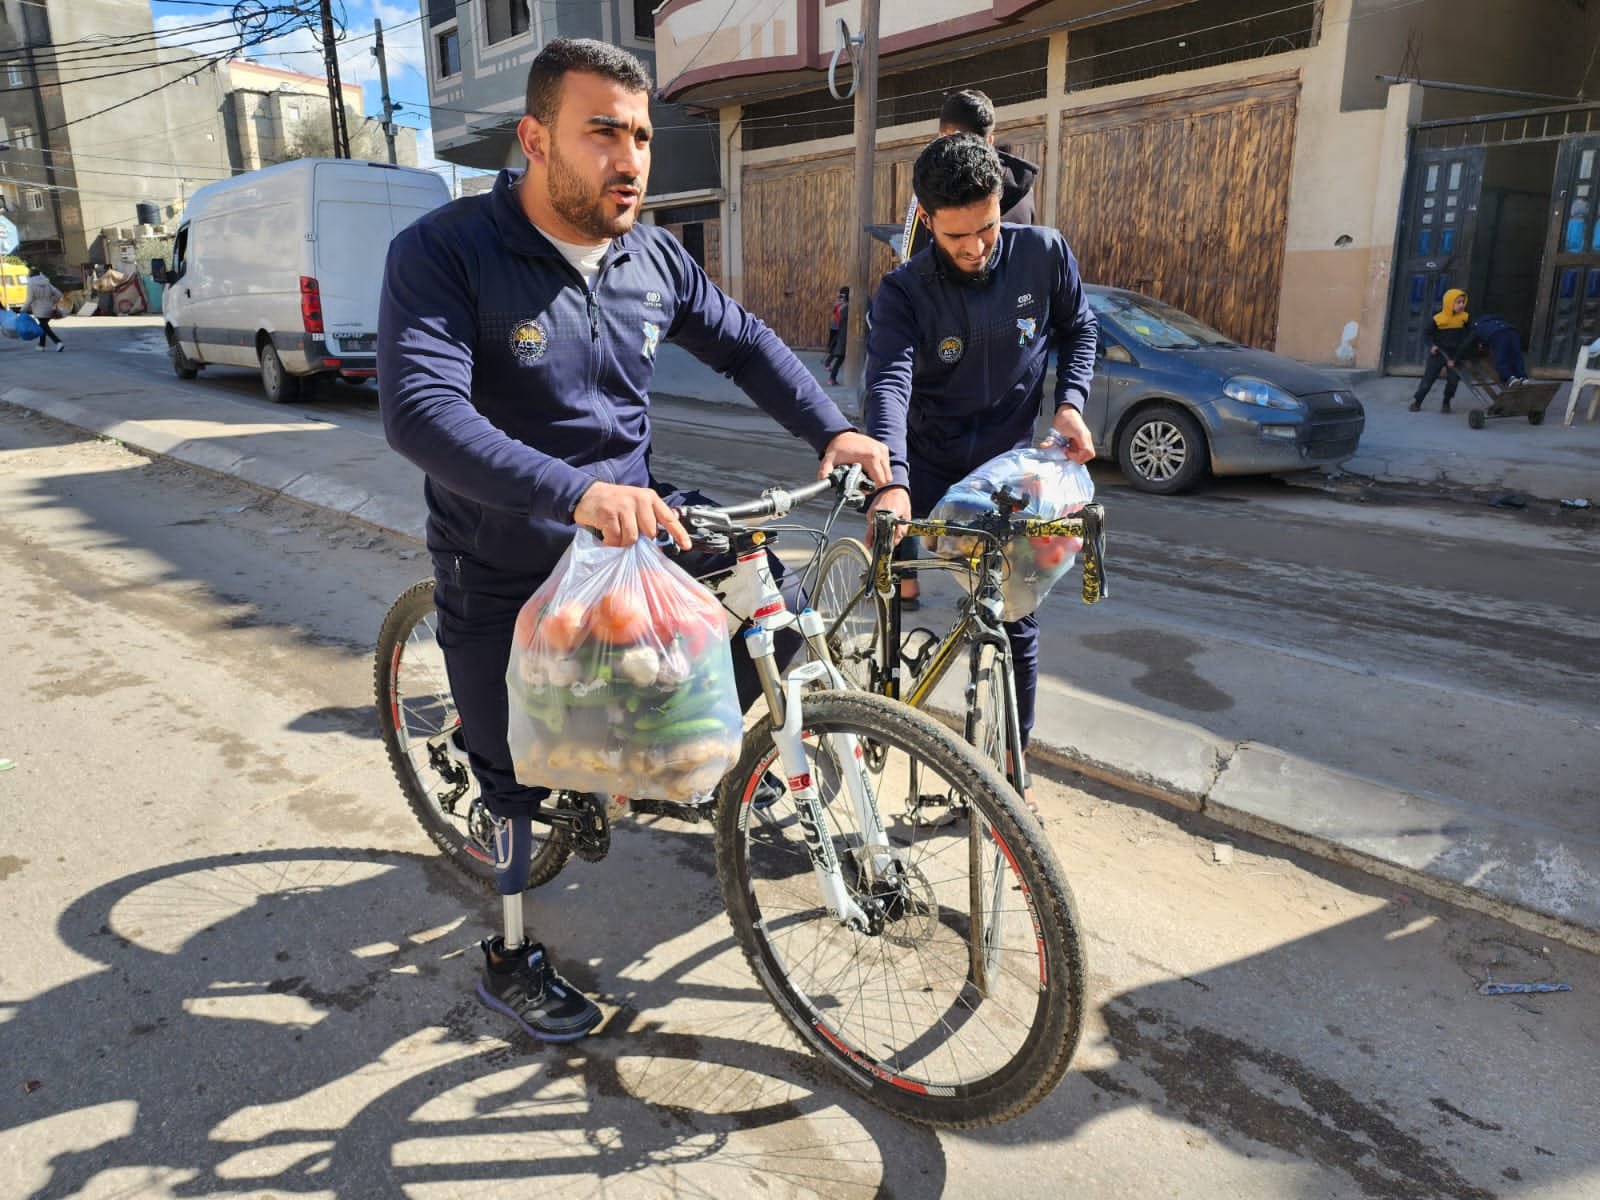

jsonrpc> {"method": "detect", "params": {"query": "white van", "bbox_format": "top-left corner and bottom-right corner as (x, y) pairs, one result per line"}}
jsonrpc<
(163, 158), (450, 402)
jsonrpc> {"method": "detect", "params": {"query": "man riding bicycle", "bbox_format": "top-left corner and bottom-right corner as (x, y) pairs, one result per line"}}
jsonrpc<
(377, 37), (888, 1042)
(862, 133), (1098, 811)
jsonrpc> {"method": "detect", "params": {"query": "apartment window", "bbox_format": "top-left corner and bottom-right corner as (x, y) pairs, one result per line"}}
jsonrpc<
(427, 0), (456, 26)
(287, 102), (301, 121)
(633, 0), (657, 40)
(0, 117), (7, 143)
(7, 63), (24, 88)
(487, 0), (529, 45)
(436, 26), (461, 77)
(27, 190), (44, 211)
(14, 125), (34, 149)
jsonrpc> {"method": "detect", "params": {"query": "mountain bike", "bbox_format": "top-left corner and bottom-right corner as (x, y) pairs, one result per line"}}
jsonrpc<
(374, 468), (1086, 1127)
(812, 483), (1108, 809)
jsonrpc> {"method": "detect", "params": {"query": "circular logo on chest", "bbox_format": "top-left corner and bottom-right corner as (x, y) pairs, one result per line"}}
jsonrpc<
(509, 319), (549, 365)
(937, 335), (964, 364)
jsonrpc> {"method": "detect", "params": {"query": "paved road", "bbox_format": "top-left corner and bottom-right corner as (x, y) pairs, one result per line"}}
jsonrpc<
(98, 325), (1600, 828)
(3, 403), (1597, 1197)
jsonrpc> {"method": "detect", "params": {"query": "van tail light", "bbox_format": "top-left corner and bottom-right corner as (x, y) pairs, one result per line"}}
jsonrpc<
(299, 276), (324, 334)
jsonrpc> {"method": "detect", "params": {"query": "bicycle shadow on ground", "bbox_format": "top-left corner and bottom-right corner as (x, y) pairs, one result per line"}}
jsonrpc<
(3, 841), (951, 1199)
(957, 787), (1600, 1198)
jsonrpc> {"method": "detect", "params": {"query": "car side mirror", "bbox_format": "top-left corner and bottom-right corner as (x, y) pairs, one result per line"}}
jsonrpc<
(164, 268), (180, 286)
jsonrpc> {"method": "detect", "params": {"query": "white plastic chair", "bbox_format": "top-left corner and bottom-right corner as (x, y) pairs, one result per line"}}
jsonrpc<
(1565, 335), (1600, 426)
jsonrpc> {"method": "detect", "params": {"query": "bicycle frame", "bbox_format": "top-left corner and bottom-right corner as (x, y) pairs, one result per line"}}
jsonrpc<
(858, 505), (1108, 800)
(680, 474), (897, 933)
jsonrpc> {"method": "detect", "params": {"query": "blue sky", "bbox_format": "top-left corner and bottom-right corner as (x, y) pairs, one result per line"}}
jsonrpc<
(150, 1), (460, 174)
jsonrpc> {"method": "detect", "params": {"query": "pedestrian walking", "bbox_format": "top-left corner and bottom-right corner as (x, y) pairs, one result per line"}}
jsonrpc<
(25, 272), (64, 352)
(1410, 288), (1471, 412)
(822, 286), (848, 385)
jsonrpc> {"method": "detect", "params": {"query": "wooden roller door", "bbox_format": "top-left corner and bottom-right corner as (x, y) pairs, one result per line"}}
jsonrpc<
(741, 122), (1046, 349)
(1057, 72), (1299, 350)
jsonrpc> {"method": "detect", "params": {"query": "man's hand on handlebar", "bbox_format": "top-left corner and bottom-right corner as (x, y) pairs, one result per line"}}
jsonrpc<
(820, 430), (892, 487)
(864, 485), (911, 548)
(573, 481), (692, 550)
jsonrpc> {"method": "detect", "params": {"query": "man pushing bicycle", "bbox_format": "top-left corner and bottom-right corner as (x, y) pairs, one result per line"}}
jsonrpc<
(863, 133), (1098, 810)
(378, 37), (887, 1043)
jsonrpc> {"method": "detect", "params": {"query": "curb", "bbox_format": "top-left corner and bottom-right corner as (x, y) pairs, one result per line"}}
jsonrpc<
(6, 385), (1597, 954)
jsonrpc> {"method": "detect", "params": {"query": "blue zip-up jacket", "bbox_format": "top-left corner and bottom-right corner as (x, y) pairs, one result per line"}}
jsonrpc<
(865, 224), (1097, 489)
(379, 169), (853, 580)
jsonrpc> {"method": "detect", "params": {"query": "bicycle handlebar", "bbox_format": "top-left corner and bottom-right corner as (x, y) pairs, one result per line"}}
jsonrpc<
(677, 465), (868, 533)
(871, 500), (1110, 604)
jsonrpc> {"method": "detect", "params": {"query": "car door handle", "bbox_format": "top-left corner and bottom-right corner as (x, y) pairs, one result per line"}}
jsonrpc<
(184, 288), (191, 297)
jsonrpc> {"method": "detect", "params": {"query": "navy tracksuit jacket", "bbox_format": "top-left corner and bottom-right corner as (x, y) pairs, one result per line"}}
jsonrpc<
(378, 170), (853, 817)
(864, 225), (1098, 746)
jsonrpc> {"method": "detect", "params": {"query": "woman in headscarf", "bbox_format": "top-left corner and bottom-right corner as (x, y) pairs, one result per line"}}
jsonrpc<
(1410, 288), (1470, 412)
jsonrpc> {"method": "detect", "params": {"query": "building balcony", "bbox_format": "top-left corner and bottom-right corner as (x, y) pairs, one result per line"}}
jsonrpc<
(653, 0), (1119, 105)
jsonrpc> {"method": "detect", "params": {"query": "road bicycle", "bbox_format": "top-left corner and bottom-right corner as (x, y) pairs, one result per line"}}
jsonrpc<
(812, 480), (1108, 809)
(374, 468), (1086, 1127)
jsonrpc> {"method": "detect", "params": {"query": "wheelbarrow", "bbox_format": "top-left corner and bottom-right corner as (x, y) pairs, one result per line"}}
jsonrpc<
(1459, 359), (1559, 429)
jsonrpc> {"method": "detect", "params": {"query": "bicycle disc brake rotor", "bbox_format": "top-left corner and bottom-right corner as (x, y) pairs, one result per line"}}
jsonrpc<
(857, 859), (938, 946)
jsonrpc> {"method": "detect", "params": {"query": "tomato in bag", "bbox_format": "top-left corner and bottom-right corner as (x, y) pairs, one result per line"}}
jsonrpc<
(506, 532), (741, 801)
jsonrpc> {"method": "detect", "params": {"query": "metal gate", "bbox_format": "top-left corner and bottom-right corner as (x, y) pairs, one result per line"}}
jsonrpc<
(1384, 147), (1484, 370)
(1530, 132), (1600, 370)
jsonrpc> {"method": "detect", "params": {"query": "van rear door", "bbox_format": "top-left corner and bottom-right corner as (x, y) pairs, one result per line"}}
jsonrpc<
(311, 163), (448, 367)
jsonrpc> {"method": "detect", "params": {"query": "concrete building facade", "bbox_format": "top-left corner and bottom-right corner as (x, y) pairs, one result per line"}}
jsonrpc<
(1, 0), (424, 289)
(654, 0), (1600, 374)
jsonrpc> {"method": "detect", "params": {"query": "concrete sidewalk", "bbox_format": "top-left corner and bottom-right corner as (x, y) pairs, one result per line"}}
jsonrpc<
(3, 321), (1597, 953)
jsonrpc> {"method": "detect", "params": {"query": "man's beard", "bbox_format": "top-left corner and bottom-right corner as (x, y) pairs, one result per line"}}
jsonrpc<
(932, 239), (996, 287)
(548, 143), (642, 240)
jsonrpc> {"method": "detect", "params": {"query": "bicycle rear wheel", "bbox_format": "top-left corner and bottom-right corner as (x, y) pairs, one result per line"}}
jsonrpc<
(374, 580), (571, 892)
(813, 537), (879, 691)
(715, 691), (1085, 1127)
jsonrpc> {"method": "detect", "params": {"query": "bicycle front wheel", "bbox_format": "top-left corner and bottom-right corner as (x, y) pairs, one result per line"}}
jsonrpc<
(374, 580), (571, 892)
(715, 691), (1085, 1127)
(813, 537), (878, 690)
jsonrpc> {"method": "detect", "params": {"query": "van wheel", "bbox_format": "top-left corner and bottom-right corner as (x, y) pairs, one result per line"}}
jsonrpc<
(169, 336), (199, 380)
(259, 339), (300, 404)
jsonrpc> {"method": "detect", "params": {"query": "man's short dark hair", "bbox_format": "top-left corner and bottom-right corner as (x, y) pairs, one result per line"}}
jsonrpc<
(913, 133), (1003, 215)
(939, 89), (995, 137)
(525, 38), (653, 124)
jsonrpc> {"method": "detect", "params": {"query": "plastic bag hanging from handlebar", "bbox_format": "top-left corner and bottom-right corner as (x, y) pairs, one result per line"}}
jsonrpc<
(926, 435), (1096, 621)
(505, 531), (743, 801)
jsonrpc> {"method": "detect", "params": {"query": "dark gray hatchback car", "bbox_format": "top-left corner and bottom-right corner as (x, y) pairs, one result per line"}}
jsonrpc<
(1084, 286), (1365, 494)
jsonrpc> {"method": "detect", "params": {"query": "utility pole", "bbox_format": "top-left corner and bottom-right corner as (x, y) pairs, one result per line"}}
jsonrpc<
(841, 0), (880, 391)
(319, 0), (351, 158)
(372, 18), (398, 165)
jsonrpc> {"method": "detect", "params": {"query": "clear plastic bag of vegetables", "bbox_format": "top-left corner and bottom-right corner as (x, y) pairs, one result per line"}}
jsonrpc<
(506, 531), (742, 801)
(925, 434), (1096, 621)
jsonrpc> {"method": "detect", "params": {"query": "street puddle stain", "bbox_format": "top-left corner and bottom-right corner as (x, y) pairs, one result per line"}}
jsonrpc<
(1080, 630), (1234, 713)
(1097, 1001), (1495, 1200)
(0, 855), (27, 882)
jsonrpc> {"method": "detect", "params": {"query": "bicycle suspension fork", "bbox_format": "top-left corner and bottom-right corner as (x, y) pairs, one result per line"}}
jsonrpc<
(744, 617), (892, 933)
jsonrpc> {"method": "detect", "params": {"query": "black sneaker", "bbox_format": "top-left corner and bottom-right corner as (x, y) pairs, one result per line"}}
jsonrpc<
(476, 937), (601, 1043)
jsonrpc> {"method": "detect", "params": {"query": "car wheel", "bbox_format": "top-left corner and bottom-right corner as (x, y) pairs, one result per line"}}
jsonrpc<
(1117, 403), (1208, 494)
(168, 334), (199, 380)
(259, 339), (300, 404)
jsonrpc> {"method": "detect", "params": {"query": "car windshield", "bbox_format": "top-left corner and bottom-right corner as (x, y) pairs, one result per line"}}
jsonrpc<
(1089, 292), (1238, 350)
